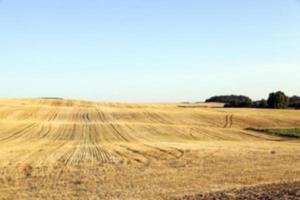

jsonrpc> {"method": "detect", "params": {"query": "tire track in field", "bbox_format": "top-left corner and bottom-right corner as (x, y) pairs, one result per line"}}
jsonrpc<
(117, 144), (185, 165)
(61, 108), (115, 164)
(95, 107), (131, 142)
(118, 145), (152, 166)
(145, 112), (172, 124)
(0, 123), (37, 142)
(223, 114), (233, 128)
(229, 114), (233, 128)
(145, 145), (185, 159)
(86, 124), (114, 163)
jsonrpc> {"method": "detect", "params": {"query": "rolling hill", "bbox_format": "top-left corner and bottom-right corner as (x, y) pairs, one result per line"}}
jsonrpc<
(0, 98), (299, 199)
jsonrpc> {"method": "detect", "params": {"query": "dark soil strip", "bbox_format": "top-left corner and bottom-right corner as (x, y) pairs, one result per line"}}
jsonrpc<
(170, 181), (300, 200)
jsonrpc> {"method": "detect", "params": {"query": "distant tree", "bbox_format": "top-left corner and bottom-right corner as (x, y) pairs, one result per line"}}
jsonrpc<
(289, 96), (300, 109)
(206, 95), (252, 105)
(253, 99), (268, 108)
(206, 91), (299, 109)
(267, 91), (289, 109)
(205, 95), (232, 103)
(259, 99), (268, 108)
(224, 97), (252, 108)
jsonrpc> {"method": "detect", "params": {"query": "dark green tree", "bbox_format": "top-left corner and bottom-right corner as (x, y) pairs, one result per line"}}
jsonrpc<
(206, 95), (252, 107)
(267, 91), (289, 109)
(258, 99), (268, 108)
(253, 99), (268, 108)
(289, 96), (300, 109)
(224, 96), (252, 108)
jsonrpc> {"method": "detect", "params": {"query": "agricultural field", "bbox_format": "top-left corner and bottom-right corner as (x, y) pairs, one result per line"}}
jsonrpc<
(0, 98), (299, 199)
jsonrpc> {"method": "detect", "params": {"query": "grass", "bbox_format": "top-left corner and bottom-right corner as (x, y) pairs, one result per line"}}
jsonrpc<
(247, 128), (300, 139)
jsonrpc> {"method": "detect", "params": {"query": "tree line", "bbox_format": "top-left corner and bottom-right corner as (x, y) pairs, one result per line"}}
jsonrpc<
(205, 91), (300, 109)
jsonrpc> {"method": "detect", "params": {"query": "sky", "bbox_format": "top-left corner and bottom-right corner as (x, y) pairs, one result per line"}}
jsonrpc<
(0, 0), (299, 102)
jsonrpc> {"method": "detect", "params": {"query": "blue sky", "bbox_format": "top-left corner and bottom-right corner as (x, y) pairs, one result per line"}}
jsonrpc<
(0, 0), (299, 102)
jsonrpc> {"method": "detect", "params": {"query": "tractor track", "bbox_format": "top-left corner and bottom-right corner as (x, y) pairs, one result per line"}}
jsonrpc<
(223, 114), (233, 128)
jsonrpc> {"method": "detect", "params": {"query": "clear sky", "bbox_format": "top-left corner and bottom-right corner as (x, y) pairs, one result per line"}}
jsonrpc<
(0, 0), (299, 102)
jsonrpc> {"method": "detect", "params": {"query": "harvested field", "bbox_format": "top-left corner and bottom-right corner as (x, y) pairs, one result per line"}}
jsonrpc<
(0, 98), (299, 199)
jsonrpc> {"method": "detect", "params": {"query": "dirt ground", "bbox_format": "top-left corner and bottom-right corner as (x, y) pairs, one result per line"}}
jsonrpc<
(171, 181), (300, 200)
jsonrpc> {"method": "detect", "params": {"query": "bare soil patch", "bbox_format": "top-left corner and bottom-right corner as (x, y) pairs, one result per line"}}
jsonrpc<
(171, 181), (300, 200)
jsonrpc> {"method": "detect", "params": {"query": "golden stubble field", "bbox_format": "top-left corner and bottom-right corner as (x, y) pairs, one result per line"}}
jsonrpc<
(0, 98), (299, 199)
